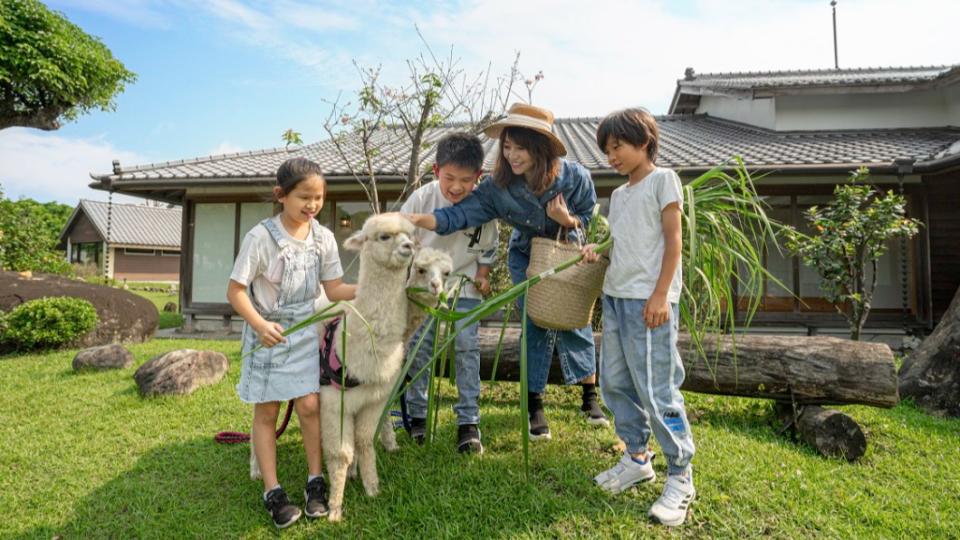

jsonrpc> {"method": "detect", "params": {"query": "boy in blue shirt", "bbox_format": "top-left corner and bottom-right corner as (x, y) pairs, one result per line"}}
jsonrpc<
(582, 108), (696, 526)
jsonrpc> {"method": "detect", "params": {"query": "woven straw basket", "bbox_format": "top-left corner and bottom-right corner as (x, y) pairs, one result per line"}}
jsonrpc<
(525, 236), (608, 330)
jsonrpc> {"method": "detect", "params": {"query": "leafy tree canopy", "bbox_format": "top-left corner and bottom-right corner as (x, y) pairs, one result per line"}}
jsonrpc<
(0, 0), (136, 130)
(0, 185), (73, 274)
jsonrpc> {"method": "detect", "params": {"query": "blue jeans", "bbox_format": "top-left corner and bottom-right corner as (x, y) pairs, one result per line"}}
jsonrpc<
(405, 297), (482, 426)
(599, 295), (695, 475)
(508, 246), (597, 394)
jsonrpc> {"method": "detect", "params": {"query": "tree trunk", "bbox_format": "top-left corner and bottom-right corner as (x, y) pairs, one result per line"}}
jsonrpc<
(478, 328), (899, 408)
(773, 403), (867, 462)
(899, 286), (960, 417)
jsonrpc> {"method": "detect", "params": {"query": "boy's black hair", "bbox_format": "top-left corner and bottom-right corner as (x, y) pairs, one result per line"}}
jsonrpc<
(596, 108), (660, 164)
(276, 157), (325, 195)
(435, 132), (484, 172)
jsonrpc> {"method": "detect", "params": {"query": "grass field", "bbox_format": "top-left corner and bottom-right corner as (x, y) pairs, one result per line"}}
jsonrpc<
(126, 287), (183, 330)
(1, 339), (958, 539)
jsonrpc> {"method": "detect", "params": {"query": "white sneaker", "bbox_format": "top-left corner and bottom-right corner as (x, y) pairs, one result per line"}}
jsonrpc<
(593, 452), (656, 494)
(648, 474), (696, 526)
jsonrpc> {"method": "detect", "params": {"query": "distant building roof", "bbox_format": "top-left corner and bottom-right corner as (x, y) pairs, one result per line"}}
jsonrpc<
(59, 199), (181, 249)
(670, 64), (960, 113)
(90, 115), (960, 202)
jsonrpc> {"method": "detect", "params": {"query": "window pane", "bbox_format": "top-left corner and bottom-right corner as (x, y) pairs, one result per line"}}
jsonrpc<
(867, 239), (909, 310)
(239, 202), (275, 238)
(334, 202), (376, 284)
(192, 203), (236, 303)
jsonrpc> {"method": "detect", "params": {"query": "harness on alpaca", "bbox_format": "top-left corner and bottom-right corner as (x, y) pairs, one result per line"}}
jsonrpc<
(318, 316), (362, 390)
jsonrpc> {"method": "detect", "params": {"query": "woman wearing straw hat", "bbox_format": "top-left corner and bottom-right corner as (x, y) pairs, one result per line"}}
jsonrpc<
(404, 103), (608, 440)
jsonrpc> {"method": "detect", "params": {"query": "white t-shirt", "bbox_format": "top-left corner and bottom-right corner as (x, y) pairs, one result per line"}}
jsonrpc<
(401, 181), (498, 299)
(603, 167), (684, 302)
(230, 215), (343, 313)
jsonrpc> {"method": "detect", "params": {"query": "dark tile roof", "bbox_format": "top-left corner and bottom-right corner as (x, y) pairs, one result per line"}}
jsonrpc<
(92, 116), (960, 188)
(678, 65), (958, 92)
(62, 200), (181, 248)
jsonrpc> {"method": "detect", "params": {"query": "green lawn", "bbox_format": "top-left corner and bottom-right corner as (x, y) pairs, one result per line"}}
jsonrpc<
(127, 287), (183, 330)
(1, 340), (958, 539)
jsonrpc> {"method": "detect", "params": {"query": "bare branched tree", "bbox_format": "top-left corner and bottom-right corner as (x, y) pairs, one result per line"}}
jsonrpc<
(321, 28), (525, 213)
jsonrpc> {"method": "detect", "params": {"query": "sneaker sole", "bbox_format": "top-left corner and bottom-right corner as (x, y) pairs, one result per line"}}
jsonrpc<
(457, 441), (485, 454)
(648, 491), (695, 526)
(602, 472), (656, 494)
(273, 508), (302, 529)
(528, 430), (552, 441)
(583, 412), (610, 427)
(303, 491), (329, 518)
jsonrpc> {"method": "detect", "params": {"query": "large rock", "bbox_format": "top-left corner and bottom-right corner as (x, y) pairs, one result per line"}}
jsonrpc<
(0, 271), (158, 349)
(134, 349), (229, 396)
(72, 344), (133, 371)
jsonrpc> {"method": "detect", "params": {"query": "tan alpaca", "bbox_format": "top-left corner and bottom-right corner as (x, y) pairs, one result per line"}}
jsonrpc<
(319, 213), (417, 522)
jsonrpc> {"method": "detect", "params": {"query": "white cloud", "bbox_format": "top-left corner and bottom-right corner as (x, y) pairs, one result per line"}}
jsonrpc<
(0, 128), (146, 206)
(413, 0), (960, 116)
(208, 141), (245, 155)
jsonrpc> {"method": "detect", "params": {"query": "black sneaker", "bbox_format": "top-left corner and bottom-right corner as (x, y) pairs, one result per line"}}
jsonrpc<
(456, 424), (484, 454)
(527, 392), (551, 441)
(263, 487), (302, 529)
(581, 385), (610, 427)
(304, 476), (329, 518)
(408, 417), (426, 445)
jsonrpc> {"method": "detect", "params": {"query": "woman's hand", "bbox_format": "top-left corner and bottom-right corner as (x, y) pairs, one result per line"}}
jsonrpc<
(579, 243), (600, 264)
(547, 194), (578, 228)
(254, 320), (286, 348)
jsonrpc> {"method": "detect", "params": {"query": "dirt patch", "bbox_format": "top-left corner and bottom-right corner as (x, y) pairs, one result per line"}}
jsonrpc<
(0, 271), (158, 350)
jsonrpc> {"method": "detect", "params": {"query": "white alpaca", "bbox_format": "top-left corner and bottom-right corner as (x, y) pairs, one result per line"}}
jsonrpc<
(320, 213), (417, 522)
(404, 246), (454, 341)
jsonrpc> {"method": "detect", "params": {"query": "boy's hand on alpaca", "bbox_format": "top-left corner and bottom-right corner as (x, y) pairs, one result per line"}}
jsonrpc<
(579, 243), (599, 264)
(255, 320), (286, 348)
(473, 274), (491, 296)
(643, 292), (670, 328)
(546, 194), (577, 228)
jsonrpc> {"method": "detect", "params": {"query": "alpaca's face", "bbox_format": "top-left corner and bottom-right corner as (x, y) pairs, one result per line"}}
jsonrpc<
(344, 213), (416, 269)
(407, 248), (454, 302)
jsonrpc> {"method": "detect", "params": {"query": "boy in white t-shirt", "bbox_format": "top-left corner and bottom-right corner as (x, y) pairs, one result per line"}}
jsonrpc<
(401, 132), (497, 454)
(582, 109), (696, 526)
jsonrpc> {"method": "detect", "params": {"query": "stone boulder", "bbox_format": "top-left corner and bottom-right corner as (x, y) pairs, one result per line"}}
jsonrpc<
(72, 344), (133, 371)
(0, 271), (158, 350)
(134, 349), (229, 396)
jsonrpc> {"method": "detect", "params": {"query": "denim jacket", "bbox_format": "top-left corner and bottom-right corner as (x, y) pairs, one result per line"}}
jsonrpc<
(433, 159), (597, 254)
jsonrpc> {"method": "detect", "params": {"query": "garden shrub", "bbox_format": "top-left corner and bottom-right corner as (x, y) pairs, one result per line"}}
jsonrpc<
(0, 297), (98, 350)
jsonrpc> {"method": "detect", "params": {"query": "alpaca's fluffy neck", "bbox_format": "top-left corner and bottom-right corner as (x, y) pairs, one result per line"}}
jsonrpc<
(353, 256), (408, 330)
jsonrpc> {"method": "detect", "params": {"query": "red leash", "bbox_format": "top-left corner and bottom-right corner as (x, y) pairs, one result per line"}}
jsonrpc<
(215, 399), (295, 444)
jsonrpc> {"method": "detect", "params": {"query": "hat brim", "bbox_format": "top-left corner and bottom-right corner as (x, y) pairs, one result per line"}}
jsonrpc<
(484, 118), (567, 157)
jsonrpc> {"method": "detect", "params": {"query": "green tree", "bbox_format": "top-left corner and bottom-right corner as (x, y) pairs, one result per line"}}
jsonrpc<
(0, 185), (73, 274)
(0, 0), (136, 130)
(787, 167), (920, 340)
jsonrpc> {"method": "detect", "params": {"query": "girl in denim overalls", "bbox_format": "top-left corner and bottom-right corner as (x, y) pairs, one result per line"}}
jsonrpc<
(405, 103), (608, 440)
(227, 158), (356, 529)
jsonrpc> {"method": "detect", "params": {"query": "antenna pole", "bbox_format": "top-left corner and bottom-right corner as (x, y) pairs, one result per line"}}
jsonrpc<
(831, 1), (839, 69)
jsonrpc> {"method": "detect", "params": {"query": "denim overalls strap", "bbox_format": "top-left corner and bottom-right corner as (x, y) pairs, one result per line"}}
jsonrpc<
(236, 217), (324, 404)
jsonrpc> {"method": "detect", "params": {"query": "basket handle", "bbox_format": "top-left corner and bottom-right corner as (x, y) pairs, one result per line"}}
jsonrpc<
(554, 226), (586, 249)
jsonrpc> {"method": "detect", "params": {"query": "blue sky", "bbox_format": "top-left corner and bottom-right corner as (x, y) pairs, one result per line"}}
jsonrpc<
(1, 0), (957, 205)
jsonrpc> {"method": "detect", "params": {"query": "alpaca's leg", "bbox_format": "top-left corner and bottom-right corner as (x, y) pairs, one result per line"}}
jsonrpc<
(249, 406), (261, 480)
(380, 416), (399, 452)
(355, 403), (383, 497)
(321, 398), (355, 522)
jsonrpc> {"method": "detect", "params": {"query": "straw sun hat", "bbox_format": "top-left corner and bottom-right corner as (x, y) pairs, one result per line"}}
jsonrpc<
(483, 103), (567, 156)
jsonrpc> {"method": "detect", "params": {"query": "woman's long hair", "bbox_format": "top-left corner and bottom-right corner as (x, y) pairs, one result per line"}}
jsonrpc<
(493, 126), (561, 195)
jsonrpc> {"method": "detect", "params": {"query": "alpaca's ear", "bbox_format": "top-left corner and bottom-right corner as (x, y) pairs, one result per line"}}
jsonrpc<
(343, 230), (366, 252)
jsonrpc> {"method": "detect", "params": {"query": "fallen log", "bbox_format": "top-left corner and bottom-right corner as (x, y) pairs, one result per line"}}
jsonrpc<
(477, 328), (898, 408)
(774, 403), (867, 462)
